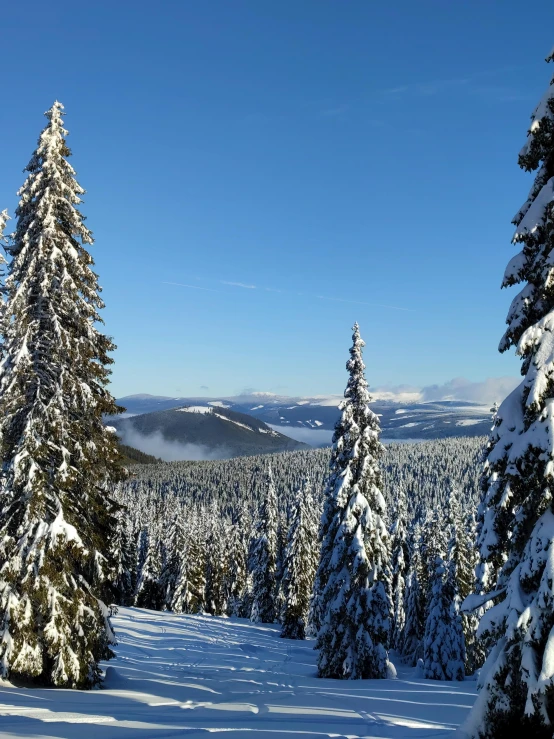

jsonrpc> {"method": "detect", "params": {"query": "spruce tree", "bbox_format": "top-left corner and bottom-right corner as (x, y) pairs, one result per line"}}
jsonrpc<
(400, 520), (426, 665)
(315, 323), (393, 679)
(111, 504), (136, 607)
(224, 504), (249, 616)
(423, 555), (465, 681)
(0, 102), (124, 688)
(390, 485), (409, 650)
(250, 466), (278, 623)
(464, 51), (554, 735)
(281, 479), (319, 639)
(159, 507), (185, 610)
(172, 511), (206, 614)
(204, 513), (229, 616)
(135, 528), (165, 610)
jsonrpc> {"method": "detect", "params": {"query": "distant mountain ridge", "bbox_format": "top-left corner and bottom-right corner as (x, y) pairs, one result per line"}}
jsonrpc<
(111, 404), (308, 459)
(114, 393), (494, 443)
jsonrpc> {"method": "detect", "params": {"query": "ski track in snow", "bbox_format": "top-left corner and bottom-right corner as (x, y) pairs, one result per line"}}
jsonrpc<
(0, 607), (477, 738)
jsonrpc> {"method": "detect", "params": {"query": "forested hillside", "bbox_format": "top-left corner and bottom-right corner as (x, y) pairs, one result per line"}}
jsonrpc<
(110, 434), (485, 672)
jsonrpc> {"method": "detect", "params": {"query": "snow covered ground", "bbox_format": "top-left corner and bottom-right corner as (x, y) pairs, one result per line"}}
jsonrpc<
(0, 607), (477, 738)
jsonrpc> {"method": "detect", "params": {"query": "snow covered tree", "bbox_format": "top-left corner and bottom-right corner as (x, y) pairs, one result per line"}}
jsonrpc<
(400, 520), (426, 664)
(463, 51), (554, 736)
(423, 555), (465, 681)
(204, 513), (229, 616)
(111, 503), (136, 607)
(281, 479), (319, 639)
(159, 507), (185, 609)
(389, 485), (409, 650)
(250, 466), (278, 623)
(224, 504), (249, 616)
(0, 102), (124, 688)
(172, 511), (206, 614)
(135, 528), (165, 610)
(315, 323), (393, 680)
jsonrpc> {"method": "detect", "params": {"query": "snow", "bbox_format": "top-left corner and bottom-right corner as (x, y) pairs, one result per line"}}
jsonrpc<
(513, 176), (554, 239)
(400, 422), (421, 428)
(208, 402), (231, 409)
(250, 405), (264, 410)
(212, 413), (253, 432)
(0, 607), (477, 738)
(455, 420), (482, 427)
(176, 406), (211, 414)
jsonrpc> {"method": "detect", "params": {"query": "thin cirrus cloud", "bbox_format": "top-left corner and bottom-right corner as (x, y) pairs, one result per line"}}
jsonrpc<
(162, 281), (221, 293)
(163, 279), (411, 312)
(220, 280), (257, 289)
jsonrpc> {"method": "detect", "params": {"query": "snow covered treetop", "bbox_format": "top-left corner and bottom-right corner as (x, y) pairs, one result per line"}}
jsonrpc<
(345, 322), (372, 407)
(512, 52), (554, 234)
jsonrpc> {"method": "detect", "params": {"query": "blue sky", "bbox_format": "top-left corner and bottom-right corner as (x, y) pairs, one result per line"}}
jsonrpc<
(1, 1), (553, 399)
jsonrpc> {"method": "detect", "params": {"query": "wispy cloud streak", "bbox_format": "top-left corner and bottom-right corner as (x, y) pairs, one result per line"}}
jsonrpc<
(163, 279), (412, 312)
(162, 281), (220, 293)
(221, 280), (257, 289)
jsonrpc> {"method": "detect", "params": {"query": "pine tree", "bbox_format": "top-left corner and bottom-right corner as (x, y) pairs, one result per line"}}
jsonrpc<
(281, 479), (319, 639)
(400, 520), (426, 665)
(159, 507), (185, 610)
(250, 466), (278, 623)
(224, 504), (249, 616)
(111, 503), (136, 607)
(315, 323), (393, 680)
(0, 102), (124, 688)
(204, 513), (228, 616)
(463, 51), (554, 736)
(274, 514), (289, 623)
(390, 485), (409, 650)
(172, 511), (206, 614)
(135, 528), (165, 610)
(423, 555), (465, 681)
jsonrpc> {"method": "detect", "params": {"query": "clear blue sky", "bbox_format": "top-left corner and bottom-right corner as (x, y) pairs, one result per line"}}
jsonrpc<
(1, 1), (552, 398)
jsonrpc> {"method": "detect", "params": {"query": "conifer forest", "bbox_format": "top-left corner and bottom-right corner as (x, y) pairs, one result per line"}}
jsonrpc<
(2, 15), (554, 739)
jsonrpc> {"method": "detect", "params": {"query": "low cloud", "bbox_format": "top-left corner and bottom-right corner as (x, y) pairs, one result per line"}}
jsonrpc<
(119, 427), (230, 462)
(420, 376), (519, 405)
(269, 424), (333, 448)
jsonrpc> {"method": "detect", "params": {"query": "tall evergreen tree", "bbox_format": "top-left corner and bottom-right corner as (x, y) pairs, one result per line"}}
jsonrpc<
(423, 555), (465, 681)
(111, 503), (136, 607)
(204, 513), (229, 616)
(464, 52), (554, 736)
(172, 510), (206, 614)
(314, 323), (393, 680)
(390, 485), (409, 650)
(135, 528), (165, 610)
(224, 504), (249, 616)
(281, 479), (319, 639)
(159, 506), (185, 610)
(0, 102), (124, 688)
(400, 520), (426, 665)
(250, 466), (278, 623)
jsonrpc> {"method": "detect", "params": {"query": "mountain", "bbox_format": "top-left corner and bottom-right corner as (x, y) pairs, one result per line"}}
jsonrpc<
(115, 393), (494, 444)
(111, 404), (308, 459)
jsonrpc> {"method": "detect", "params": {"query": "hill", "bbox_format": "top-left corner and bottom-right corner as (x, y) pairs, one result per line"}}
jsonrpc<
(117, 443), (163, 466)
(115, 394), (493, 444)
(112, 405), (308, 459)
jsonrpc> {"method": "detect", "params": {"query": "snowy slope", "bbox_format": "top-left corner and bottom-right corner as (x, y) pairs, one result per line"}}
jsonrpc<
(0, 607), (477, 738)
